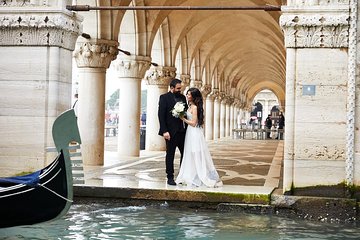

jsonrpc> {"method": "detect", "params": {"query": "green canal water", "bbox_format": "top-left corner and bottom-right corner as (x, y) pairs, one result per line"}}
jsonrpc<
(0, 201), (359, 239)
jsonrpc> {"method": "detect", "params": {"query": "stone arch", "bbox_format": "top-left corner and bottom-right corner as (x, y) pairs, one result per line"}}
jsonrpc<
(247, 83), (284, 108)
(117, 1), (149, 56)
(151, 17), (175, 66)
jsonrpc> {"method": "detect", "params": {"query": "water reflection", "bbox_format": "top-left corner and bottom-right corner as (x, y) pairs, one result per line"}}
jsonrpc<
(0, 201), (359, 240)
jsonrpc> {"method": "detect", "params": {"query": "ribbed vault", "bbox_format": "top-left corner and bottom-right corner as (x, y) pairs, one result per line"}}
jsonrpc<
(86, 0), (285, 107)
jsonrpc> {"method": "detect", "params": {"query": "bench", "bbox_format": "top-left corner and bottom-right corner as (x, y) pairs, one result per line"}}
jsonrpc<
(232, 128), (284, 140)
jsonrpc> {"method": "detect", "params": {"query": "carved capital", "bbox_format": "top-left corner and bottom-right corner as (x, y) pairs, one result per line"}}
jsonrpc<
(0, 11), (82, 50)
(280, 6), (349, 48)
(190, 79), (202, 89)
(113, 55), (151, 79)
(180, 74), (191, 85)
(226, 97), (235, 105)
(221, 95), (231, 105)
(201, 84), (212, 97)
(205, 88), (216, 101)
(215, 91), (225, 102)
(206, 88), (218, 101)
(145, 66), (176, 86)
(73, 39), (118, 68)
(232, 98), (240, 107)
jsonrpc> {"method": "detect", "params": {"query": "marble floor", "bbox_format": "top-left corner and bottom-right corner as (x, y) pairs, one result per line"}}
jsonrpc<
(80, 136), (284, 197)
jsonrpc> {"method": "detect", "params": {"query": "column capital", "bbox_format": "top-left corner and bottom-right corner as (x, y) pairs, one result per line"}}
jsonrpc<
(113, 55), (151, 79)
(73, 39), (119, 68)
(145, 66), (176, 86)
(221, 95), (232, 105)
(226, 96), (235, 105)
(180, 74), (191, 86)
(0, 10), (82, 50)
(280, 4), (349, 48)
(190, 79), (202, 89)
(233, 98), (240, 107)
(215, 91), (225, 103)
(207, 88), (219, 101)
(201, 84), (212, 97)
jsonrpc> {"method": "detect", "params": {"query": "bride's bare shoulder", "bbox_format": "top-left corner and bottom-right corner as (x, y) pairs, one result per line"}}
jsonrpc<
(190, 105), (197, 112)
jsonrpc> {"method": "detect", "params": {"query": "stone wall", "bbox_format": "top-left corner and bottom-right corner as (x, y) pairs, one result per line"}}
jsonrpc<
(0, 4), (81, 176)
(281, 2), (354, 191)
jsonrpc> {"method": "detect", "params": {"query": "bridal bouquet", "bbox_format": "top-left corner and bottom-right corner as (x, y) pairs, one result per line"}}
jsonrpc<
(171, 102), (186, 118)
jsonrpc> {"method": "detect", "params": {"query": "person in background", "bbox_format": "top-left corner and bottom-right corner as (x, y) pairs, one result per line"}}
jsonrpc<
(265, 114), (272, 139)
(278, 112), (285, 140)
(141, 111), (147, 126)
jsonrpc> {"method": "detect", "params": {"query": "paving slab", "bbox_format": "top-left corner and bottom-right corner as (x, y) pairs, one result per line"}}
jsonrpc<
(75, 137), (283, 204)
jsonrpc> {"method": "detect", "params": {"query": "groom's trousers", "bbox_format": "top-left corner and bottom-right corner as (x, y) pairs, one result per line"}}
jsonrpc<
(165, 132), (185, 179)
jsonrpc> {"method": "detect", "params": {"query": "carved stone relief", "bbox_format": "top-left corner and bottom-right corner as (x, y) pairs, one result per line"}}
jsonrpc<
(145, 66), (176, 86)
(1, 0), (48, 6)
(180, 74), (191, 86)
(287, 0), (348, 6)
(0, 13), (82, 50)
(191, 79), (202, 89)
(201, 84), (212, 97)
(113, 56), (151, 79)
(280, 13), (349, 48)
(73, 40), (119, 69)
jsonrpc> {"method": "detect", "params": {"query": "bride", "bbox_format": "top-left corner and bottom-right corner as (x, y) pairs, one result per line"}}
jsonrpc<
(176, 88), (223, 187)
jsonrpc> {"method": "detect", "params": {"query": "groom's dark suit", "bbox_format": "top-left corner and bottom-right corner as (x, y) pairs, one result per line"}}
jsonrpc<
(158, 91), (187, 180)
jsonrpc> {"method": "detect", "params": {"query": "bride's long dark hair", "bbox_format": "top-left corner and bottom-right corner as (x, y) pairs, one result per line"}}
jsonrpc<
(187, 88), (204, 126)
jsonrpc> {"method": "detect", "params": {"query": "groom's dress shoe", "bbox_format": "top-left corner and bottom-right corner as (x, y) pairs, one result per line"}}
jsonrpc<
(167, 179), (176, 186)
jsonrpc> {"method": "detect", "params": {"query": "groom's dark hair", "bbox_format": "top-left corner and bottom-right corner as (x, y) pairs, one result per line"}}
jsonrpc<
(169, 78), (182, 88)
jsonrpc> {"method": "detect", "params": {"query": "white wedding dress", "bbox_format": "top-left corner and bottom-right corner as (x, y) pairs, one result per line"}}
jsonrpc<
(176, 112), (223, 187)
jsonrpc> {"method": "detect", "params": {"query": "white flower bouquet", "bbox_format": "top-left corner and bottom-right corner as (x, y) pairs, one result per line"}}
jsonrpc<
(171, 102), (186, 118)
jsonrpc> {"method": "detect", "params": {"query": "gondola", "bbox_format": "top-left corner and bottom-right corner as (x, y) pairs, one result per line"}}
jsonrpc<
(0, 109), (81, 228)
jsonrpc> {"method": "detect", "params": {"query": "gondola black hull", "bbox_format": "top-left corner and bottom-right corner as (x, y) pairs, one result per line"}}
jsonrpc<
(0, 151), (69, 228)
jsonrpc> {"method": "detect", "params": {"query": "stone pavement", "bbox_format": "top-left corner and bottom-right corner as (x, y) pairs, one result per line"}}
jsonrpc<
(75, 136), (283, 204)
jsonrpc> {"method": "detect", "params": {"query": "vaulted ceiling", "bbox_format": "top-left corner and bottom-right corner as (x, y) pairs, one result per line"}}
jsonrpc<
(77, 0), (285, 107)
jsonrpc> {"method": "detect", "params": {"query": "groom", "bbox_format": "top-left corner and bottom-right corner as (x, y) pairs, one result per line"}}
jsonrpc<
(158, 78), (187, 185)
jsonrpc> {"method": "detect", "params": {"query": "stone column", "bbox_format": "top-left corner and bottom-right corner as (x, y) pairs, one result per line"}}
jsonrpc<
(236, 101), (241, 127)
(225, 98), (232, 137)
(238, 104), (243, 128)
(219, 94), (226, 138)
(240, 105), (247, 127)
(201, 83), (212, 119)
(0, 7), (82, 175)
(280, 2), (350, 189)
(233, 100), (240, 128)
(145, 66), (176, 151)
(264, 100), (270, 117)
(73, 39), (119, 165)
(229, 102), (234, 133)
(204, 88), (216, 140)
(112, 56), (151, 157)
(213, 89), (221, 140)
(283, 48), (296, 193)
(244, 108), (251, 125)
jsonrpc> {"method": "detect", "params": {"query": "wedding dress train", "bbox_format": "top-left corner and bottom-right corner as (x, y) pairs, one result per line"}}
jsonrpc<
(176, 112), (223, 187)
